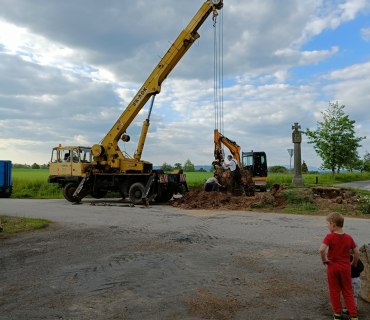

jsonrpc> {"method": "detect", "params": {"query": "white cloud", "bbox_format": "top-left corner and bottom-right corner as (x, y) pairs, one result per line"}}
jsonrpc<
(294, 0), (370, 47)
(361, 27), (370, 41)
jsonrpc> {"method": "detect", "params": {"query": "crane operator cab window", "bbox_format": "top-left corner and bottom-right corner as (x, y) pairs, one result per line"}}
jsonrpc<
(51, 148), (70, 163)
(79, 148), (92, 163)
(72, 149), (79, 162)
(50, 147), (92, 163)
(51, 149), (58, 163)
(60, 150), (70, 162)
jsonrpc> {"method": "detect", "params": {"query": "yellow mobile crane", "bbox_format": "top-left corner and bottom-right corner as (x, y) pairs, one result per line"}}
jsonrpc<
(48, 0), (224, 204)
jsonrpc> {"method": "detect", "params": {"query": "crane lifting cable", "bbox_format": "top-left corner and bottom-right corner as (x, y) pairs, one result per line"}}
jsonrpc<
(213, 9), (224, 133)
(213, 7), (224, 165)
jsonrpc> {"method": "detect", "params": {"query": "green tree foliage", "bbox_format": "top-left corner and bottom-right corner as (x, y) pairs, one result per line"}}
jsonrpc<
(301, 161), (308, 173)
(31, 163), (40, 169)
(174, 163), (182, 170)
(305, 101), (365, 174)
(269, 165), (288, 173)
(362, 152), (370, 172)
(160, 162), (173, 171)
(13, 163), (31, 169)
(13, 163), (48, 169)
(183, 159), (195, 172)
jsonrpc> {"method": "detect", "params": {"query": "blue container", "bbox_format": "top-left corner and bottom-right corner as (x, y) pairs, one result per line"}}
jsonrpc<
(0, 160), (12, 198)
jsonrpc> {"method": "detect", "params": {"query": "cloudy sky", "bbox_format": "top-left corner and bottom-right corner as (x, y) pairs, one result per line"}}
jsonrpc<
(1, 0), (370, 168)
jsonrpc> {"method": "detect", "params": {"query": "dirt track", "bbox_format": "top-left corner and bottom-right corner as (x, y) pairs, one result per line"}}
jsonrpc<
(1, 199), (370, 320)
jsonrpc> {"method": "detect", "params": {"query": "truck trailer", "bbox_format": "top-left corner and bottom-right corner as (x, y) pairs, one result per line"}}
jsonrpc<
(0, 160), (12, 198)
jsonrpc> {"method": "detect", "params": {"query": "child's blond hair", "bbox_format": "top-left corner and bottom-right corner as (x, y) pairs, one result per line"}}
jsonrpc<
(326, 212), (344, 228)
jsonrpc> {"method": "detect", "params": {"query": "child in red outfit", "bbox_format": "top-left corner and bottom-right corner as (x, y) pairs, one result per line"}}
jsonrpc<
(319, 213), (360, 320)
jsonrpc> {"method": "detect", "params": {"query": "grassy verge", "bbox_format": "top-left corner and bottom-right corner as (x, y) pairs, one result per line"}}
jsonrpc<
(10, 168), (370, 199)
(0, 215), (50, 239)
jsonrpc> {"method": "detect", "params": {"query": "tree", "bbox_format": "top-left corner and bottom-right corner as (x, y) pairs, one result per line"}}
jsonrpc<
(362, 152), (370, 172)
(160, 162), (173, 171)
(268, 165), (288, 174)
(174, 163), (183, 170)
(31, 163), (40, 169)
(305, 101), (365, 174)
(301, 161), (308, 173)
(346, 158), (363, 172)
(183, 159), (195, 172)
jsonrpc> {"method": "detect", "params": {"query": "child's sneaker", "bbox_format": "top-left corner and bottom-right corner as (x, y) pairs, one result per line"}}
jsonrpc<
(342, 308), (349, 316)
(333, 314), (341, 320)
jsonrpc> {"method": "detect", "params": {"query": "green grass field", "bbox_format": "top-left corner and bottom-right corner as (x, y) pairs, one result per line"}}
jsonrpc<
(12, 169), (62, 199)
(10, 168), (370, 199)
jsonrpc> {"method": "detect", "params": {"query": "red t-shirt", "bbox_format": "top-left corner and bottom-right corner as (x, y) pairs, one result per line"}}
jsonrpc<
(323, 233), (356, 265)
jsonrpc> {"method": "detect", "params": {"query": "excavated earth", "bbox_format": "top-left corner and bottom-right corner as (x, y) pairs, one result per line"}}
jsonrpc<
(172, 185), (361, 215)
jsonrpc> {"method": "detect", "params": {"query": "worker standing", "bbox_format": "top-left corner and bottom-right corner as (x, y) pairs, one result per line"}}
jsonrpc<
(222, 155), (245, 195)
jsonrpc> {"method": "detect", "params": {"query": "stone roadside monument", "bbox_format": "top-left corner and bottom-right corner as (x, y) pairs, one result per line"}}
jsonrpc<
(292, 122), (304, 186)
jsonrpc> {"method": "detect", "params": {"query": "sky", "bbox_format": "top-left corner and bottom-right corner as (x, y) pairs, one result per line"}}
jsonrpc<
(1, 0), (370, 169)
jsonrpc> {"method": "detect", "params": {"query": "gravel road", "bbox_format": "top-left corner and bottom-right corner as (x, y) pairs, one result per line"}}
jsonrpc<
(1, 199), (370, 320)
(337, 180), (370, 191)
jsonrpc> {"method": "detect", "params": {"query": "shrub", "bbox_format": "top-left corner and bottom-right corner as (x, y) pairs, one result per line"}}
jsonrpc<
(358, 195), (370, 214)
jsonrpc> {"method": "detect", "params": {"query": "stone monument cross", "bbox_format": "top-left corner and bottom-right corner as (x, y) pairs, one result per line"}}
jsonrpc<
(292, 122), (304, 186)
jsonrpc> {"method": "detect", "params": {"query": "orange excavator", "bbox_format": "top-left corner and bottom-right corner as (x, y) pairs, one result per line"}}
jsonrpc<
(213, 129), (268, 193)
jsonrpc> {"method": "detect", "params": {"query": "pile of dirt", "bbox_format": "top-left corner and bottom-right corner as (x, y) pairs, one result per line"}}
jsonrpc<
(172, 184), (286, 210)
(172, 185), (361, 213)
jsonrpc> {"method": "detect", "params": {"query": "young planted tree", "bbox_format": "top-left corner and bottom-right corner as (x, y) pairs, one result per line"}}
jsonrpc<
(183, 159), (195, 172)
(305, 101), (365, 174)
(301, 161), (308, 173)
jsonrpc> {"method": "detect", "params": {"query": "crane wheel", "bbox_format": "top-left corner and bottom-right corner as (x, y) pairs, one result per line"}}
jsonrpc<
(63, 183), (79, 203)
(129, 182), (145, 205)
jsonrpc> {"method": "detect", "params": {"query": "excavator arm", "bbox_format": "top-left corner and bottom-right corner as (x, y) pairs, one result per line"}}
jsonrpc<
(92, 0), (224, 171)
(214, 129), (241, 166)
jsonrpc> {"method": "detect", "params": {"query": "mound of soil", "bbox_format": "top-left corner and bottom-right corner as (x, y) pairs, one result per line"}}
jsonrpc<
(172, 184), (286, 210)
(172, 185), (360, 214)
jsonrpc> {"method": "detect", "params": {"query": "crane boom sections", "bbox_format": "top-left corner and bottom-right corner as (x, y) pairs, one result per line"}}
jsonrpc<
(94, 1), (223, 169)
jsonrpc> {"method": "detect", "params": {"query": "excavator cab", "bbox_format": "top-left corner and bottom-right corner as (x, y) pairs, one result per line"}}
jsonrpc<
(242, 151), (268, 191)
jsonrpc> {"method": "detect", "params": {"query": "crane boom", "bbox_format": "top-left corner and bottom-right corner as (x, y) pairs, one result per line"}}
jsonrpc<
(92, 0), (223, 171)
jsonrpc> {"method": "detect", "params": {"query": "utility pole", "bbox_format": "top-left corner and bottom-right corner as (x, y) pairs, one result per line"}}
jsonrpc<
(291, 122), (304, 186)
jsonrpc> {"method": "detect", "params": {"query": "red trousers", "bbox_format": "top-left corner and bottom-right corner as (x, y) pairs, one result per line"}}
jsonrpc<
(327, 263), (357, 316)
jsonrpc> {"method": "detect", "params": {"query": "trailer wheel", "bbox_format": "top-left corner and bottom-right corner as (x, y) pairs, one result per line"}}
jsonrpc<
(63, 183), (79, 202)
(129, 182), (145, 205)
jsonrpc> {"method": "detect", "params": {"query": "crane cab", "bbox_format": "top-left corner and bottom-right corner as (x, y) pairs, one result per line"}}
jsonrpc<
(49, 146), (92, 178)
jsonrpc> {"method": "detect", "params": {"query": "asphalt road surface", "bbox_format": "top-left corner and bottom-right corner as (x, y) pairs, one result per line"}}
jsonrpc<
(1, 199), (370, 320)
(337, 180), (370, 191)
